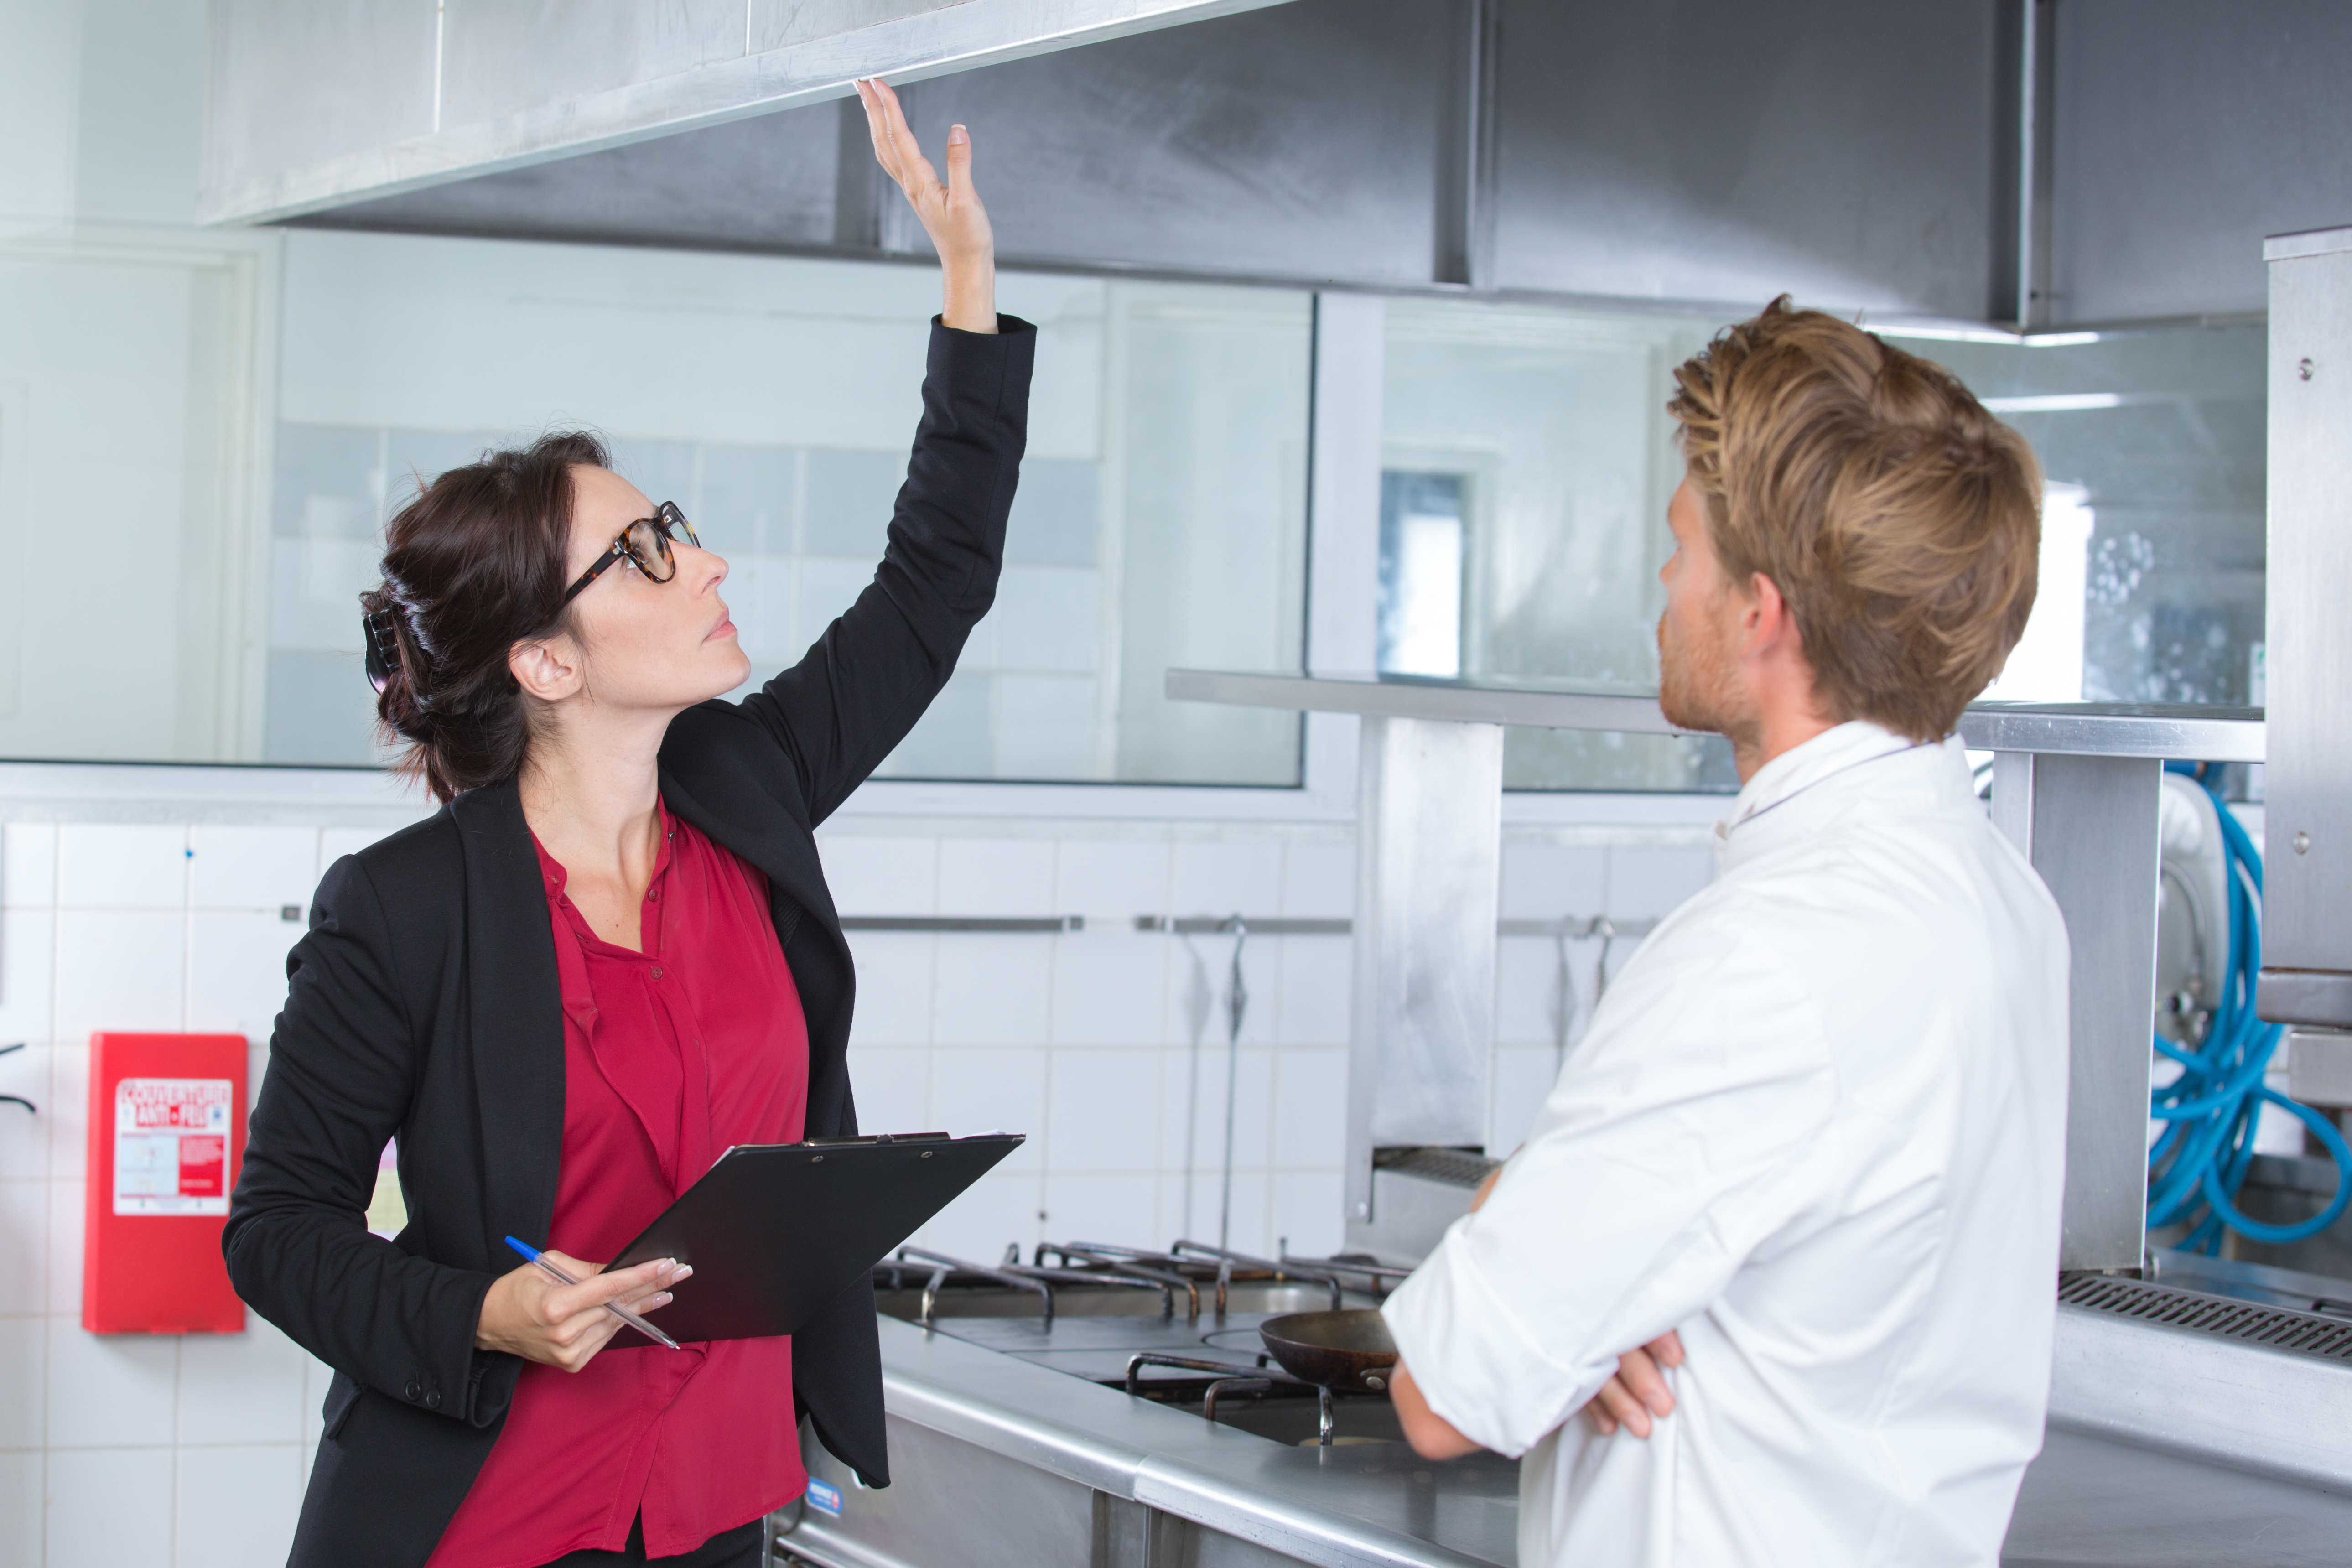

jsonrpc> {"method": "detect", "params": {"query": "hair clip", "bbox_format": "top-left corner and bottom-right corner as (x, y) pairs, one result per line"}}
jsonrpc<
(363, 607), (403, 694)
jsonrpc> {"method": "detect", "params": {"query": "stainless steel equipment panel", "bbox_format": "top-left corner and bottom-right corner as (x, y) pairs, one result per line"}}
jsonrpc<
(2259, 226), (2352, 1029)
(1344, 715), (1504, 1243)
(1992, 752), (2162, 1271)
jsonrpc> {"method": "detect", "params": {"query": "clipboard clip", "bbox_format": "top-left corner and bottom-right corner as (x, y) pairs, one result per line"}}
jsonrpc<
(804, 1131), (953, 1147)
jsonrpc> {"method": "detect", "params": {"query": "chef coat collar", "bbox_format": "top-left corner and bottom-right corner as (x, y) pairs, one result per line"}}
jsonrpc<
(1716, 719), (1972, 868)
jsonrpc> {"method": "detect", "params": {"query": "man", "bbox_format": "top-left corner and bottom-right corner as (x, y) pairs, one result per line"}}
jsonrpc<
(1382, 299), (2070, 1568)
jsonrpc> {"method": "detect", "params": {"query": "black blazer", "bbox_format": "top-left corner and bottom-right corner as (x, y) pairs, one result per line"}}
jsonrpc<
(225, 318), (1035, 1568)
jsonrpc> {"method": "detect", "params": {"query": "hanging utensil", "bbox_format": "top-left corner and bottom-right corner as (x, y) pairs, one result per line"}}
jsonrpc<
(1219, 914), (1247, 1253)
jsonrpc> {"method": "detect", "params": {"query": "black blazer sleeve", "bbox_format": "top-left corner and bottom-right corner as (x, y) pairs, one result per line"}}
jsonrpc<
(736, 316), (1034, 823)
(224, 854), (498, 1427)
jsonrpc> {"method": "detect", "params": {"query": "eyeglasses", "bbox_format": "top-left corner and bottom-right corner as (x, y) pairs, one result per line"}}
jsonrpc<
(563, 501), (701, 604)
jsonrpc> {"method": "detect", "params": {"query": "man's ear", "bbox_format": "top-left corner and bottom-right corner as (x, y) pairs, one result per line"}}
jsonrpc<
(510, 634), (582, 703)
(1742, 572), (1801, 659)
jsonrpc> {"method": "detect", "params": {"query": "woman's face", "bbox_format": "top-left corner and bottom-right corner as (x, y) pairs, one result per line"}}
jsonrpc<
(550, 464), (751, 714)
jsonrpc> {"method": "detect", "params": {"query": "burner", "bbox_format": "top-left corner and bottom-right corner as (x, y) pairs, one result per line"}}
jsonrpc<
(872, 1237), (1412, 1447)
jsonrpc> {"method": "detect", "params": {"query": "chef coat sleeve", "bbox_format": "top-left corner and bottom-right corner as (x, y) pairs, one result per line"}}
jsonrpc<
(1381, 914), (1837, 1458)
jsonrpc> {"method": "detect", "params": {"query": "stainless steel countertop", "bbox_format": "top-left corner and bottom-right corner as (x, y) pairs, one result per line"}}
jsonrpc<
(864, 1314), (1519, 1568)
(845, 1271), (2352, 1568)
(2004, 1284), (2352, 1566)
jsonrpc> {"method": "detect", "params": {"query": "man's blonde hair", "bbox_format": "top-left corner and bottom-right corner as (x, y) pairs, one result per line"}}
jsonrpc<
(1667, 298), (2044, 742)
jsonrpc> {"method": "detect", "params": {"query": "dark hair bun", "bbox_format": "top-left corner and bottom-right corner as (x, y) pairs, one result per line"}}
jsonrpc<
(361, 432), (609, 802)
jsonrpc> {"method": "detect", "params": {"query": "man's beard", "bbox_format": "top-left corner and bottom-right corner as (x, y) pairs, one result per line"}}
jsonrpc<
(1656, 602), (1750, 740)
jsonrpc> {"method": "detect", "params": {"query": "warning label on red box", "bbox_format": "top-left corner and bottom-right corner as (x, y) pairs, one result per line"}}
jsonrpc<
(114, 1078), (233, 1215)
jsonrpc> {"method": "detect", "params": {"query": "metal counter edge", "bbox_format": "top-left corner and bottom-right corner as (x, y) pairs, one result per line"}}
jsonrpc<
(856, 1314), (1505, 1568)
(2046, 1299), (2352, 1495)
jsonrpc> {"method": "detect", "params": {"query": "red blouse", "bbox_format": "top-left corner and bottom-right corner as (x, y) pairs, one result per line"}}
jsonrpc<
(428, 806), (810, 1568)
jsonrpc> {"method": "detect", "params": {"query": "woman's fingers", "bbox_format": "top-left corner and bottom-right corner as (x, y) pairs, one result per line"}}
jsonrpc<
(1647, 1328), (1685, 1368)
(942, 122), (973, 203)
(537, 1253), (686, 1321)
(854, 79), (901, 183)
(861, 78), (934, 198)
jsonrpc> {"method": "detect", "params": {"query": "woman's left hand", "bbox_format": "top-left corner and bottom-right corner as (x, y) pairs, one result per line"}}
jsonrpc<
(855, 77), (997, 333)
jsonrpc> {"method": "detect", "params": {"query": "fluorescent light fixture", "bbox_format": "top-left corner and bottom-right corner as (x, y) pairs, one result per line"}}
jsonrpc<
(1872, 325), (2108, 348)
(1874, 323), (2038, 345)
(1980, 392), (2126, 413)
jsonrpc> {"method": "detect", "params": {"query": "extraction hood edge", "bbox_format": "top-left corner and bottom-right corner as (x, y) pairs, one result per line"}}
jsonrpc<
(199, 0), (1300, 229)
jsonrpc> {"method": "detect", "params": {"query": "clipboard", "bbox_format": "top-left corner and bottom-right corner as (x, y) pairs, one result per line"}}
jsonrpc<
(600, 1131), (1022, 1344)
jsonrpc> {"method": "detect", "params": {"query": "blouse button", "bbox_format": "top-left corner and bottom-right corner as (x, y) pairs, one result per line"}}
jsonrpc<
(651, 966), (665, 980)
(646, 888), (658, 901)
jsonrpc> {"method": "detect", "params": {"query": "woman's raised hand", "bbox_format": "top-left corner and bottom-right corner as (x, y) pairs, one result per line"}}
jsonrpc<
(474, 1251), (687, 1372)
(855, 77), (997, 334)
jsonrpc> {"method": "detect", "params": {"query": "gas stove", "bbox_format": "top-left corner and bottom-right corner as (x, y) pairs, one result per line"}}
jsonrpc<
(871, 1239), (1428, 1449)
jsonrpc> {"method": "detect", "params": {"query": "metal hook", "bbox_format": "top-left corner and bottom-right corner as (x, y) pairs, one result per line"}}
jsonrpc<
(0, 1043), (31, 1116)
(1219, 915), (1248, 1253)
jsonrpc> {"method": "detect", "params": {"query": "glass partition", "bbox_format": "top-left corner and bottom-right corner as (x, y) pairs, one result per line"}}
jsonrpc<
(1381, 297), (2268, 792)
(1381, 298), (1739, 791)
(1889, 324), (2267, 708)
(13, 228), (1311, 784)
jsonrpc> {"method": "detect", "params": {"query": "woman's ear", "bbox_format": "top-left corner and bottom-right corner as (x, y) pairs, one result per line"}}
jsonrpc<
(509, 633), (583, 703)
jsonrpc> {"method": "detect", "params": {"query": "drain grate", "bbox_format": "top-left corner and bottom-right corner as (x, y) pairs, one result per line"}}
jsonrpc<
(2059, 1271), (2352, 1364)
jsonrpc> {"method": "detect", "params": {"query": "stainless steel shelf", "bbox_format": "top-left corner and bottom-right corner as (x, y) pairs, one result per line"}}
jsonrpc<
(1958, 702), (2264, 762)
(1165, 670), (2266, 762)
(1164, 670), (1682, 734)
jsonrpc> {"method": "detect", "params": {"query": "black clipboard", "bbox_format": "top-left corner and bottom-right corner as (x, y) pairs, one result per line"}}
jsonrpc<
(600, 1131), (1022, 1344)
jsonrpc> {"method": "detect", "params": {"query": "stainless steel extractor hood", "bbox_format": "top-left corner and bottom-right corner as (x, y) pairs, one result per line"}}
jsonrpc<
(199, 0), (1298, 228)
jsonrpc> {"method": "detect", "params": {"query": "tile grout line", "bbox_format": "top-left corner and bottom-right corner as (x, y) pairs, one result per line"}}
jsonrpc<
(42, 821), (59, 1486)
(181, 827), (196, 1035)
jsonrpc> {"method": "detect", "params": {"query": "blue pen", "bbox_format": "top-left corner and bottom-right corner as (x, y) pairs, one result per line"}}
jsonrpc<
(504, 1236), (684, 1351)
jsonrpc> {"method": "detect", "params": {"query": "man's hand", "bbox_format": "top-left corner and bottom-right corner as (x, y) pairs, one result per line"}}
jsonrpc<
(1586, 1330), (1684, 1438)
(854, 77), (997, 333)
(474, 1251), (686, 1373)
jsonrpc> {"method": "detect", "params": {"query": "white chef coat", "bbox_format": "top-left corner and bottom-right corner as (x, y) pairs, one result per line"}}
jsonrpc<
(1382, 720), (2070, 1568)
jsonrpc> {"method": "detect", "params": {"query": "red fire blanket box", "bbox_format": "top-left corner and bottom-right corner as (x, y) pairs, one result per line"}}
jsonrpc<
(83, 1033), (248, 1334)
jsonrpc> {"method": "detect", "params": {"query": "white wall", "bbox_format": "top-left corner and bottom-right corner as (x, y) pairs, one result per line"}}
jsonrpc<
(0, 761), (1716, 1566)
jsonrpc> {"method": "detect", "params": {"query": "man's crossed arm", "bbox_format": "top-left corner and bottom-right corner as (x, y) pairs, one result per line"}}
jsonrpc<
(1388, 1165), (1687, 1459)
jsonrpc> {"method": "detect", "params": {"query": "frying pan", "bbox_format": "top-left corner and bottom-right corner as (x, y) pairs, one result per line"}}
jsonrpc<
(1257, 1309), (1398, 1392)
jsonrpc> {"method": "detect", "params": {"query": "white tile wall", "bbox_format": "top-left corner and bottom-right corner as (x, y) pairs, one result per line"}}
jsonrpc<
(47, 1446), (175, 1565)
(0, 910), (59, 1044)
(56, 825), (188, 910)
(2, 816), (369, 1568)
(175, 1444), (306, 1568)
(2, 823), (58, 909)
(0, 1450), (39, 1566)
(0, 775), (1720, 1567)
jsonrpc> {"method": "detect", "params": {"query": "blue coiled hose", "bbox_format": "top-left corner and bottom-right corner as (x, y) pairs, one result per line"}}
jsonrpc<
(2145, 763), (2352, 1252)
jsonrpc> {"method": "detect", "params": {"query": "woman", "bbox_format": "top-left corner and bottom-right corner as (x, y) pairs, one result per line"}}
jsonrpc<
(224, 81), (1027, 1568)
